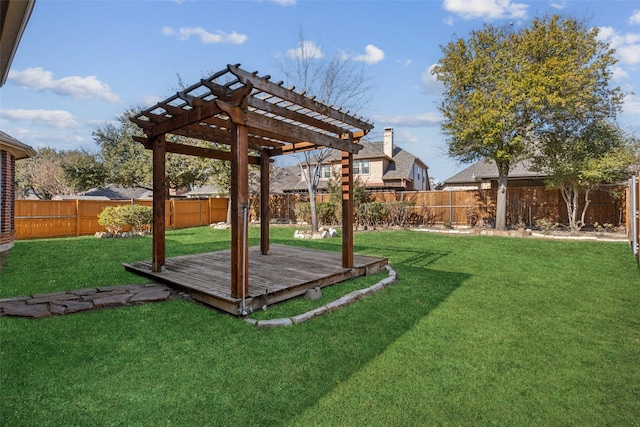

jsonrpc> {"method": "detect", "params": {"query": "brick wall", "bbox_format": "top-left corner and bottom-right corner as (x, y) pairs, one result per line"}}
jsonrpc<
(0, 149), (17, 250)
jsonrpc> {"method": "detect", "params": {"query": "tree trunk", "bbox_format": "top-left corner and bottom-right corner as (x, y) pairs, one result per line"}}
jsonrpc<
(579, 188), (592, 231)
(309, 192), (318, 232)
(495, 161), (509, 231)
(561, 186), (580, 233)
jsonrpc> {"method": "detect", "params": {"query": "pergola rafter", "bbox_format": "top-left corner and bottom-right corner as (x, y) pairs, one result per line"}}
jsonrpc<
(130, 64), (373, 306)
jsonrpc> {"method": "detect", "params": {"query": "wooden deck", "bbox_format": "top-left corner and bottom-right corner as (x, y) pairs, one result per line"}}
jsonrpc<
(124, 244), (388, 315)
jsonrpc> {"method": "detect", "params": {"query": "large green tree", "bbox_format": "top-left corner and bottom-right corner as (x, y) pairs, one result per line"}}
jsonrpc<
(62, 149), (108, 193)
(93, 108), (220, 193)
(433, 15), (623, 230)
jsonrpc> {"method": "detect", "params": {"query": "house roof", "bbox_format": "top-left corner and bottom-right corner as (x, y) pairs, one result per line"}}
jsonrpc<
(326, 141), (427, 183)
(0, 0), (36, 86)
(270, 165), (302, 194)
(0, 130), (35, 159)
(82, 185), (152, 200)
(184, 185), (225, 197)
(443, 159), (546, 184)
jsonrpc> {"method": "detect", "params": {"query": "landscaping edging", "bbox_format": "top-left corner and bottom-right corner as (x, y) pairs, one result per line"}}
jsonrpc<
(412, 227), (628, 242)
(245, 264), (398, 328)
(0, 284), (180, 318)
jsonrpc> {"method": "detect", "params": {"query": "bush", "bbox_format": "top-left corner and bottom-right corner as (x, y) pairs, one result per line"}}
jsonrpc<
(534, 217), (558, 234)
(294, 202), (311, 224)
(98, 206), (127, 234)
(317, 202), (338, 226)
(98, 204), (152, 235)
(121, 205), (152, 233)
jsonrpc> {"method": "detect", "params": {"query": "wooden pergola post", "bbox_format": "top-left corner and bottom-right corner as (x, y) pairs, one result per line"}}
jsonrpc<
(341, 150), (354, 268)
(152, 134), (166, 272)
(230, 123), (249, 298)
(260, 149), (270, 255)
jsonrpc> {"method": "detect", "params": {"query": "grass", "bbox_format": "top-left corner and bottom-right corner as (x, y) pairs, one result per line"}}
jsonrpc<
(1, 227), (638, 426)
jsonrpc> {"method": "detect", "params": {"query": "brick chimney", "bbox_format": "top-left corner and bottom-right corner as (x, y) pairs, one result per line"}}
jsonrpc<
(383, 127), (394, 158)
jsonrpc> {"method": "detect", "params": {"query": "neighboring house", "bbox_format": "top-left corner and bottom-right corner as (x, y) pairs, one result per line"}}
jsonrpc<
(81, 185), (153, 200)
(184, 185), (226, 199)
(0, 131), (36, 267)
(277, 127), (430, 193)
(441, 159), (547, 191)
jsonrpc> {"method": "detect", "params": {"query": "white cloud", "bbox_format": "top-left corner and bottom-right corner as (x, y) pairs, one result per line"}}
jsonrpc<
(352, 45), (385, 64)
(443, 0), (528, 20)
(394, 129), (420, 144)
(550, 1), (567, 10)
(141, 95), (162, 106)
(0, 109), (77, 129)
(287, 40), (324, 60)
(397, 59), (413, 67)
(374, 112), (441, 127)
(8, 67), (120, 103)
(629, 10), (640, 25)
(444, 16), (455, 26)
(162, 26), (247, 44)
(271, 0), (296, 5)
(597, 27), (640, 65)
(622, 93), (640, 115)
(421, 64), (444, 96)
(611, 65), (629, 81)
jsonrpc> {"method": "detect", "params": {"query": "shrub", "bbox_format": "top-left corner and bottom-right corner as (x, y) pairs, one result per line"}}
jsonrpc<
(534, 217), (558, 234)
(317, 202), (338, 226)
(121, 205), (152, 233)
(98, 206), (127, 234)
(98, 204), (152, 235)
(294, 202), (311, 223)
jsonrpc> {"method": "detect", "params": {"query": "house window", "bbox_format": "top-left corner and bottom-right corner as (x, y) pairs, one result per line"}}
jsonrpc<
(321, 164), (331, 179)
(354, 160), (370, 175)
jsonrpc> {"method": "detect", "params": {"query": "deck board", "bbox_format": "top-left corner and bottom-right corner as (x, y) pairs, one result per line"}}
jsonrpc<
(124, 244), (388, 315)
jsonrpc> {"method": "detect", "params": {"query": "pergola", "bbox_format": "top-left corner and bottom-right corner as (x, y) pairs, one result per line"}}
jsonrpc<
(130, 64), (373, 300)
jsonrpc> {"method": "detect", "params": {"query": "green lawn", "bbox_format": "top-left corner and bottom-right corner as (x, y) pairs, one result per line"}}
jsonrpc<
(1, 227), (638, 426)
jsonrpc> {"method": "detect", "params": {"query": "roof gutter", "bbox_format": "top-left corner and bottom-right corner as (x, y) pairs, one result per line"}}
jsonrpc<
(0, 0), (36, 86)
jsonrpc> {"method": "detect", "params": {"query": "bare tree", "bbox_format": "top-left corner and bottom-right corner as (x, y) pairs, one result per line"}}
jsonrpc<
(277, 32), (372, 232)
(15, 147), (74, 199)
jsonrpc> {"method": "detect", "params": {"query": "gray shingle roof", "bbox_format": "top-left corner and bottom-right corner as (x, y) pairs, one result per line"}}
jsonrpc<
(443, 159), (546, 184)
(82, 185), (152, 200)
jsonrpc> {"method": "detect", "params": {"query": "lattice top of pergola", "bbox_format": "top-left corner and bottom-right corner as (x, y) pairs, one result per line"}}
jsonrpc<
(130, 64), (374, 157)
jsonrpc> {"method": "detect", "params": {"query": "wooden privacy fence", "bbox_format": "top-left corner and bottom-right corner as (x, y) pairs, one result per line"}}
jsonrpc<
(14, 186), (627, 240)
(266, 186), (627, 228)
(15, 198), (228, 240)
(628, 173), (639, 262)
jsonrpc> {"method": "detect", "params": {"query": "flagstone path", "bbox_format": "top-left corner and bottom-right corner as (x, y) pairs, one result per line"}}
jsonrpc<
(0, 284), (185, 318)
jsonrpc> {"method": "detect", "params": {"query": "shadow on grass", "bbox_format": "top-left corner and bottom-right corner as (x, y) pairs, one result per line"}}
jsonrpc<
(1, 262), (470, 426)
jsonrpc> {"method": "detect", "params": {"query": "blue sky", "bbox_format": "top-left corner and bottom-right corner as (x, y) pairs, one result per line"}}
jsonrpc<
(1, 0), (639, 181)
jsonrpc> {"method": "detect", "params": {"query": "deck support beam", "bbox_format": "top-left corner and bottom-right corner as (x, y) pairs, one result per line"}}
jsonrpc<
(260, 149), (270, 255)
(152, 134), (166, 272)
(341, 150), (354, 268)
(230, 123), (250, 298)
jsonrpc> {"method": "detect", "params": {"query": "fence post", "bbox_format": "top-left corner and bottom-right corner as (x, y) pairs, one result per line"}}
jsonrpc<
(449, 190), (453, 224)
(632, 174), (638, 258)
(76, 199), (80, 237)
